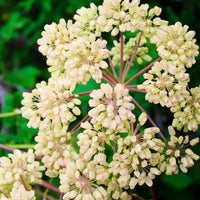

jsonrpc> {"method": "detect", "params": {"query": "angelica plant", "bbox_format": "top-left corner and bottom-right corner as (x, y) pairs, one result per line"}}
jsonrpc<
(0, 0), (200, 200)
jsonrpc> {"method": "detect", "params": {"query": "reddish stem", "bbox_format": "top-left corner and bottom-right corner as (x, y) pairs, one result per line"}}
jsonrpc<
(131, 97), (168, 144)
(71, 116), (91, 136)
(128, 88), (147, 93)
(101, 36), (118, 80)
(103, 68), (118, 83)
(151, 181), (159, 200)
(125, 57), (162, 86)
(34, 189), (58, 200)
(102, 72), (116, 86)
(120, 31), (124, 83)
(60, 193), (64, 200)
(76, 91), (93, 98)
(0, 144), (42, 161)
(122, 31), (143, 82)
(126, 85), (138, 88)
(41, 180), (60, 194)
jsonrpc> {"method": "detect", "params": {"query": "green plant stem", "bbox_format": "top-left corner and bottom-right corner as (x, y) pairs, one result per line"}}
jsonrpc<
(0, 110), (21, 118)
(4, 144), (35, 149)
(125, 57), (162, 86)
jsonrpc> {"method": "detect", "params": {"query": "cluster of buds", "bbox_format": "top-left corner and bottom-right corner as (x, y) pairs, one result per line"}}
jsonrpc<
(1, 0), (198, 199)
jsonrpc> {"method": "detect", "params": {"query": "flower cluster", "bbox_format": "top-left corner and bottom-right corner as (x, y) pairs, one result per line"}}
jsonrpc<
(13, 0), (200, 199)
(158, 126), (199, 174)
(89, 83), (135, 131)
(151, 22), (199, 68)
(0, 150), (44, 198)
(21, 78), (81, 130)
(171, 86), (200, 132)
(138, 60), (190, 107)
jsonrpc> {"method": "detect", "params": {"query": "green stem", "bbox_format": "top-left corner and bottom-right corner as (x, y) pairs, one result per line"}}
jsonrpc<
(0, 110), (21, 118)
(4, 144), (35, 149)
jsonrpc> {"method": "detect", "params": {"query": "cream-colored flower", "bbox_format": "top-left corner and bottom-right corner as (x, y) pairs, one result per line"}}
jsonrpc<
(34, 125), (73, 177)
(138, 60), (190, 107)
(89, 83), (135, 131)
(0, 150), (44, 196)
(151, 22), (199, 68)
(10, 182), (35, 200)
(159, 127), (199, 175)
(74, 3), (101, 36)
(97, 0), (139, 35)
(171, 86), (200, 132)
(59, 160), (109, 200)
(21, 78), (81, 130)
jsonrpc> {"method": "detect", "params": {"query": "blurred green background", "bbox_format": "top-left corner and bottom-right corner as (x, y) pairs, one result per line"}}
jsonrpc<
(0, 0), (200, 199)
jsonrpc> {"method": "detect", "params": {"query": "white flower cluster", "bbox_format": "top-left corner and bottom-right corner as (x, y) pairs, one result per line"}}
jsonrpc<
(151, 22), (199, 68)
(73, 3), (101, 36)
(158, 126), (199, 175)
(89, 83), (135, 131)
(59, 160), (109, 200)
(17, 0), (200, 199)
(21, 78), (81, 131)
(0, 150), (44, 198)
(37, 19), (109, 86)
(34, 126), (72, 177)
(108, 119), (163, 190)
(171, 86), (200, 132)
(138, 60), (190, 107)
(110, 33), (152, 66)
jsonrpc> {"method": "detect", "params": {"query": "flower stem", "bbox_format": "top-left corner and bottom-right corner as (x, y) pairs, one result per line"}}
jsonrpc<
(128, 88), (147, 93)
(3, 144), (35, 149)
(131, 97), (168, 144)
(125, 57), (162, 86)
(151, 180), (159, 200)
(71, 115), (91, 135)
(0, 144), (42, 161)
(20, 175), (29, 191)
(34, 188), (58, 200)
(102, 71), (116, 86)
(101, 36), (118, 80)
(0, 109), (21, 118)
(122, 31), (143, 82)
(60, 193), (64, 200)
(76, 91), (93, 98)
(41, 180), (60, 194)
(120, 31), (124, 83)
(103, 68), (118, 83)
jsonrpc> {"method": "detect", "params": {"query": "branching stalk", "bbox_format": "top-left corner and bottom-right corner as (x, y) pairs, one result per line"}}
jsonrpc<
(122, 31), (143, 82)
(131, 97), (168, 144)
(120, 31), (124, 83)
(125, 57), (162, 86)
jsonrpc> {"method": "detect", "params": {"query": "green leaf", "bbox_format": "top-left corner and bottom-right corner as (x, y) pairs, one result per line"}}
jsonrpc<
(161, 172), (193, 190)
(4, 65), (40, 89)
